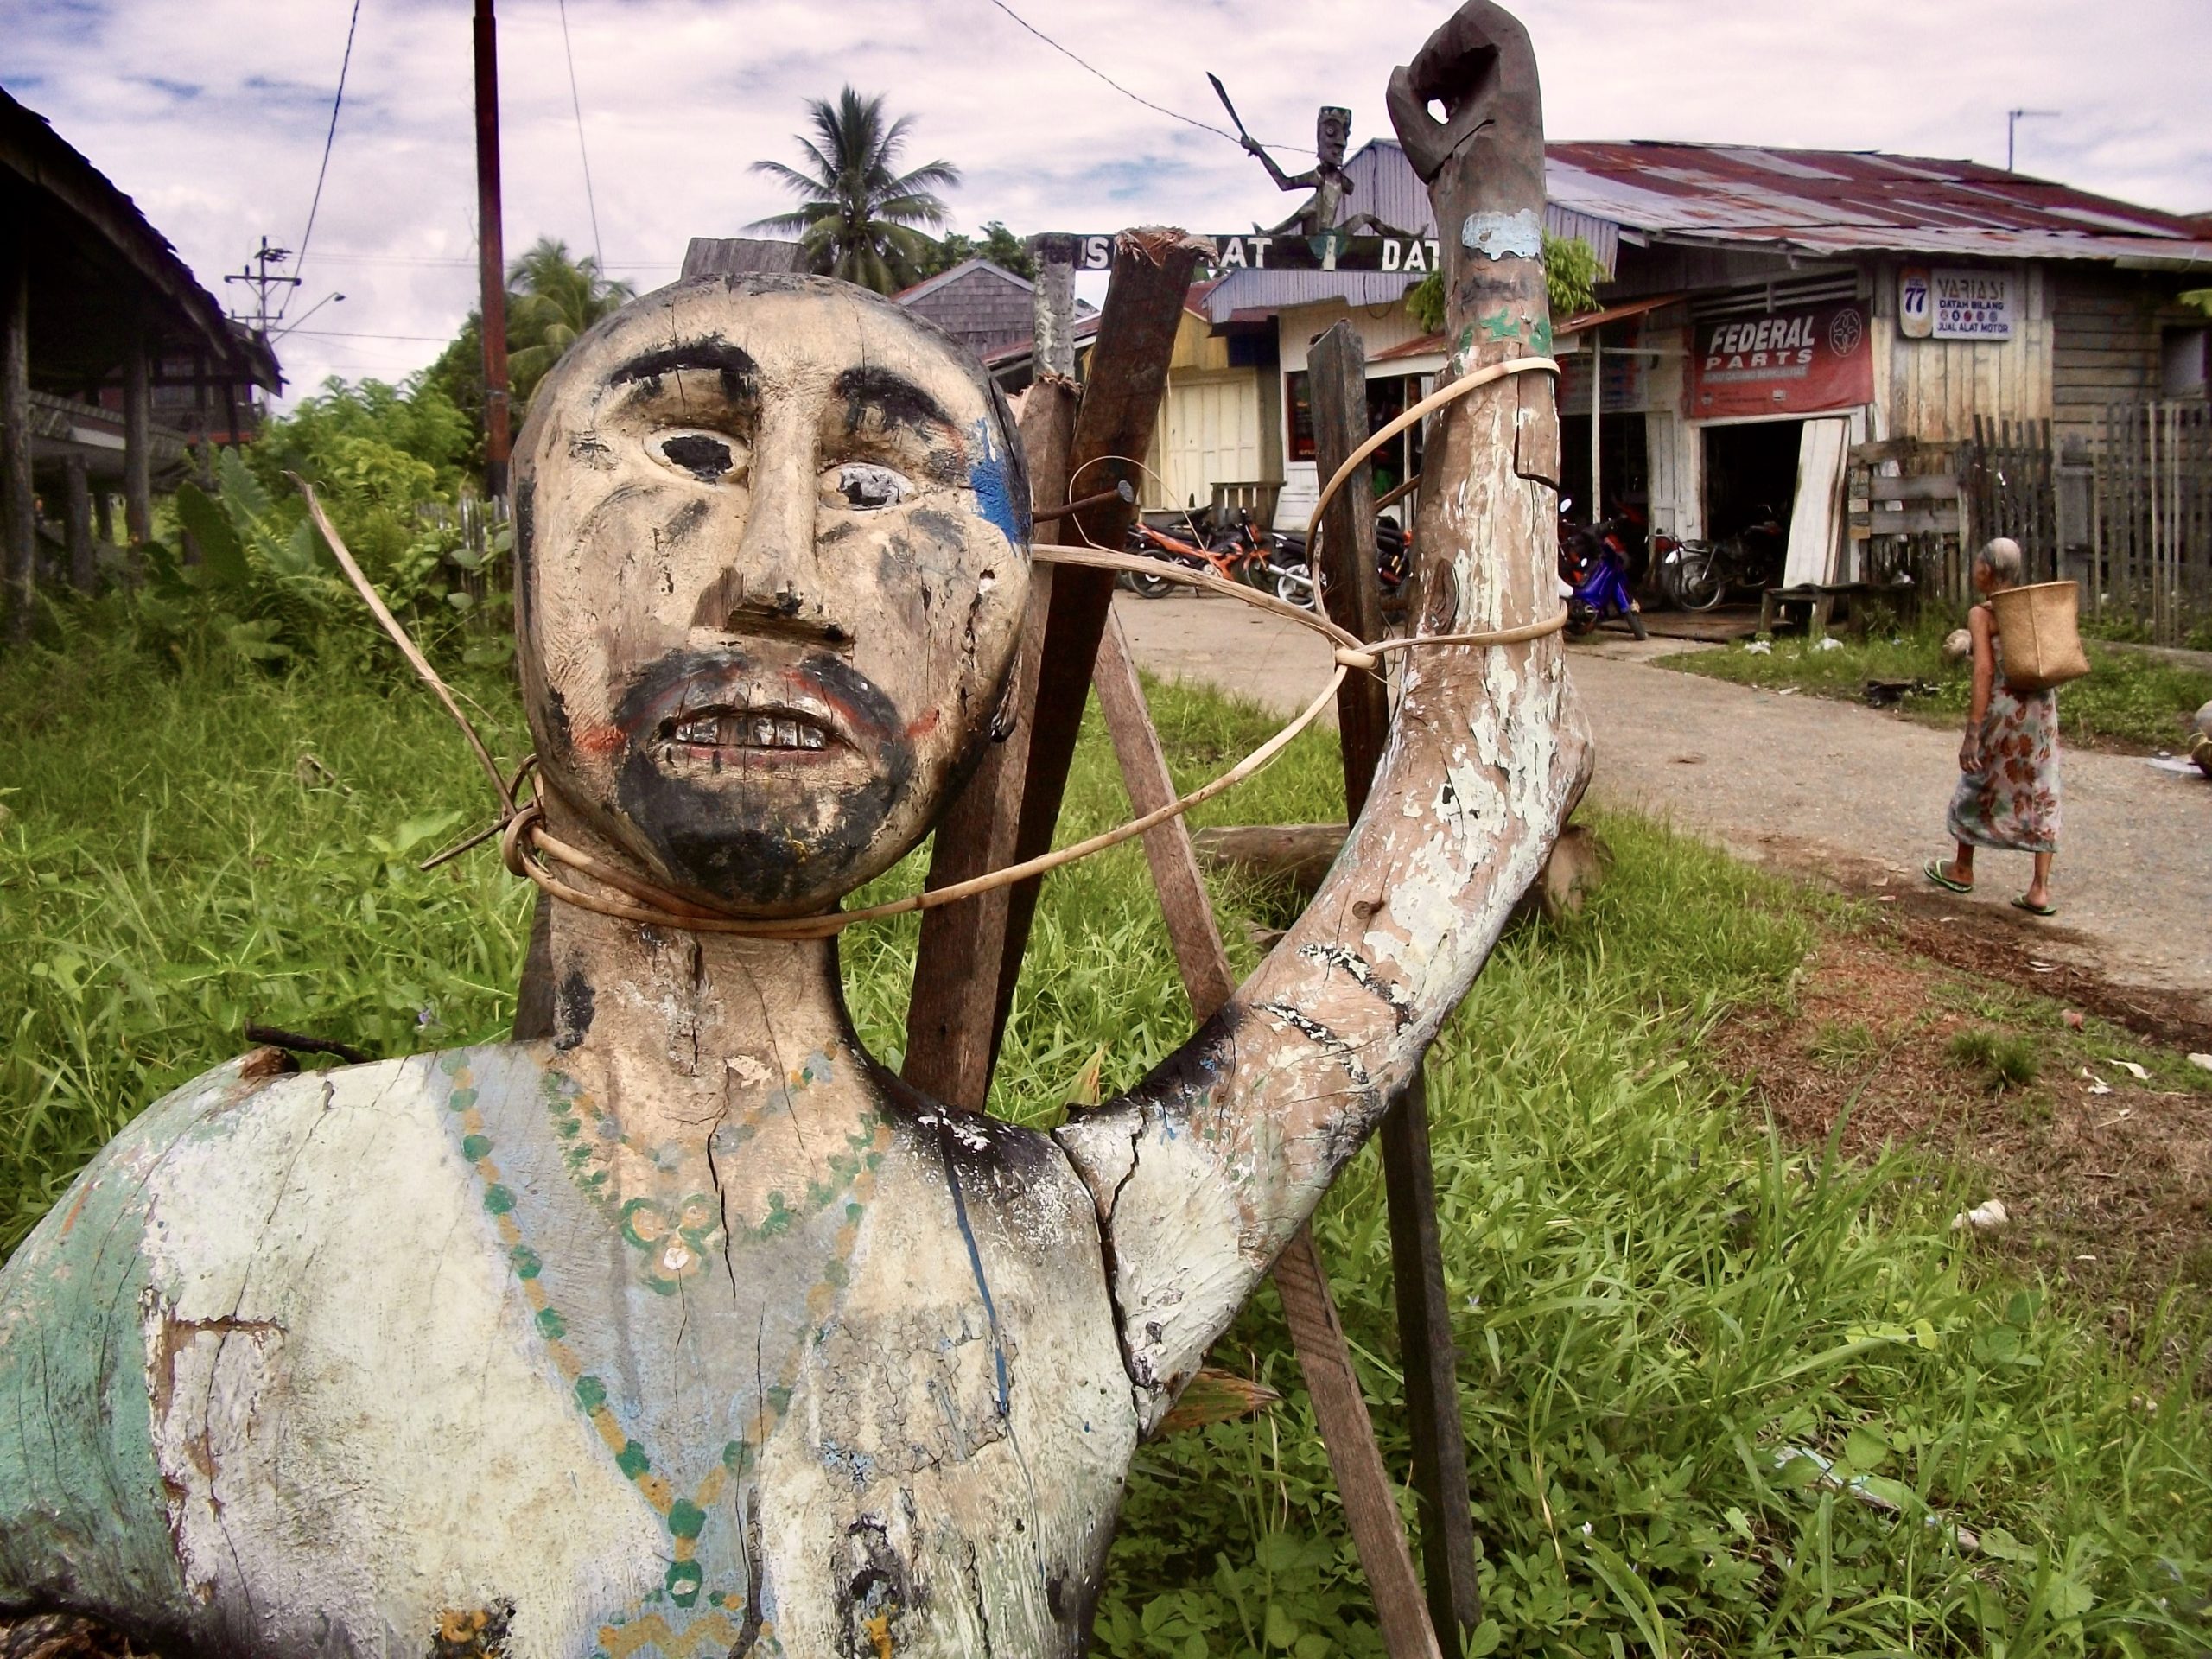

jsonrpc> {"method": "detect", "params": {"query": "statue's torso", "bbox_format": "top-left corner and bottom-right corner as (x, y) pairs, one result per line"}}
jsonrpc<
(0, 1046), (1139, 1657)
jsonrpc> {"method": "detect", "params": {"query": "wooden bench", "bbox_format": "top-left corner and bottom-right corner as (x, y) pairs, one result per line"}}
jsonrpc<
(1759, 582), (1873, 639)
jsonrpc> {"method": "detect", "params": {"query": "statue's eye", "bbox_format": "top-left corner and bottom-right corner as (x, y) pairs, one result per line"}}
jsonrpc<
(828, 463), (913, 512)
(654, 431), (738, 483)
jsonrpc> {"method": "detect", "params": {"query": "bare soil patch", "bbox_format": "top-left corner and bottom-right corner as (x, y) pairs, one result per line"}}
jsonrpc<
(1716, 927), (2212, 1306)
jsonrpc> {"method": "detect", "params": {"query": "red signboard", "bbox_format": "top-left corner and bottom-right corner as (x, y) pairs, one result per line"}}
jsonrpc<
(1689, 301), (1872, 420)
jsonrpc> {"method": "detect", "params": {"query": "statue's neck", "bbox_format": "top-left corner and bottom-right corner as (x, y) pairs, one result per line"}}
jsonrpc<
(537, 863), (869, 1159)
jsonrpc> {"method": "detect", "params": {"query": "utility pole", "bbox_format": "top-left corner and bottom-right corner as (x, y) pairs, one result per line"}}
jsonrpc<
(474, 0), (512, 499)
(225, 238), (300, 415)
(2006, 108), (2058, 173)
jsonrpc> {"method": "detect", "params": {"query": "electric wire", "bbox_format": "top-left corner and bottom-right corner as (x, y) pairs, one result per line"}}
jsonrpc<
(555, 0), (605, 272)
(981, 0), (1296, 153)
(285, 0), (365, 321)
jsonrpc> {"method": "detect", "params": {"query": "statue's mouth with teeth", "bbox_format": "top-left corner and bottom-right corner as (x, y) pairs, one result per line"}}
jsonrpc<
(661, 707), (830, 753)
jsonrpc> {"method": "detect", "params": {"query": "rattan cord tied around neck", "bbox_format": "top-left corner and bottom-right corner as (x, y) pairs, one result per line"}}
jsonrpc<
(291, 352), (1566, 940)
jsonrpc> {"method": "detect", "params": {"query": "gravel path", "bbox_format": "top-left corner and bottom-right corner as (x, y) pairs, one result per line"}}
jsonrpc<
(1115, 591), (2212, 1010)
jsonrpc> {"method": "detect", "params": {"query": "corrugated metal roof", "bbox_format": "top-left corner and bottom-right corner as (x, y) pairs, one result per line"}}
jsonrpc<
(1334, 141), (1618, 276)
(1543, 141), (2212, 270)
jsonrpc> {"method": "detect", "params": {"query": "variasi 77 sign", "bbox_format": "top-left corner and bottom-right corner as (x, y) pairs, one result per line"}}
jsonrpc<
(1899, 266), (2015, 340)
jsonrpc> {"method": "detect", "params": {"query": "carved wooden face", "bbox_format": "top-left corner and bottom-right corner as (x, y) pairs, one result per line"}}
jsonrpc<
(1318, 106), (1351, 167)
(512, 276), (1031, 913)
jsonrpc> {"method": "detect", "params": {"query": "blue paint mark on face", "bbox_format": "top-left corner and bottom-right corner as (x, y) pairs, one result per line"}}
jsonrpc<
(966, 416), (1026, 547)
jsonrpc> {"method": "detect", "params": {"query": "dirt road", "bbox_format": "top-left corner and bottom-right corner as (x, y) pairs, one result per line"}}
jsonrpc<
(1114, 591), (2212, 1021)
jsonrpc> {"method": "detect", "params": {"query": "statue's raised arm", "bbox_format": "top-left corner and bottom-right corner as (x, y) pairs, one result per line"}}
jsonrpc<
(1058, 0), (1588, 1429)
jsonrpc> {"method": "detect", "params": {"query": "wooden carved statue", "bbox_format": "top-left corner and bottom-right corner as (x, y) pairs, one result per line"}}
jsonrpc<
(1217, 94), (1402, 240)
(0, 5), (1586, 1655)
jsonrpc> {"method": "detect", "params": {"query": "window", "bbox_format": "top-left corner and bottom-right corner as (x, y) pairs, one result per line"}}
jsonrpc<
(2163, 327), (2209, 399)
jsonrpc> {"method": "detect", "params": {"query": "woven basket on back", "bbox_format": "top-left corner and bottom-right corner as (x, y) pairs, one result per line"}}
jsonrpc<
(1989, 581), (2089, 693)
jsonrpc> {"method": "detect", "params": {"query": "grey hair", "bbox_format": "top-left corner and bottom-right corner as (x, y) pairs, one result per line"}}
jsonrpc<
(1976, 537), (2024, 587)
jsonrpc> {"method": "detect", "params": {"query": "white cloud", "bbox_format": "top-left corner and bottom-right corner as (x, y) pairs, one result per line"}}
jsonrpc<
(5, 0), (2205, 402)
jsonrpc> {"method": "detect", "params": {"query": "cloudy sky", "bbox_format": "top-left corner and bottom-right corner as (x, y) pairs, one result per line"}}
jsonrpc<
(5, 0), (2207, 402)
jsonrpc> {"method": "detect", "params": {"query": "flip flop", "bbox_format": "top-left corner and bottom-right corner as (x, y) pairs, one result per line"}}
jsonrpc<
(1923, 859), (1973, 894)
(2010, 895), (2058, 917)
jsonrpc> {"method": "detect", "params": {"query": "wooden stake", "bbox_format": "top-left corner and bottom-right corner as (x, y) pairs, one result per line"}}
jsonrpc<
(901, 379), (1076, 1107)
(1310, 319), (1484, 1648)
(1090, 609), (1442, 1659)
(984, 229), (1211, 1068)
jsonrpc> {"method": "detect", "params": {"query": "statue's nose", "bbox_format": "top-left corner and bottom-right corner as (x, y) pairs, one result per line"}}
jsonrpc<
(689, 415), (854, 648)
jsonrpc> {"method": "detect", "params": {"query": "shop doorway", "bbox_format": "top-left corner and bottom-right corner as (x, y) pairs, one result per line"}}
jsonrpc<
(1702, 418), (1803, 540)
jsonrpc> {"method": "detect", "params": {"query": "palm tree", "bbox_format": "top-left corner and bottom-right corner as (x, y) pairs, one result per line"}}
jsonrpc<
(749, 88), (960, 294)
(505, 238), (635, 416)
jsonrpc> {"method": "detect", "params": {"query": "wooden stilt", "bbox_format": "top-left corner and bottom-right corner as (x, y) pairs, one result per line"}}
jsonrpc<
(1, 254), (29, 644)
(122, 325), (151, 549)
(1311, 320), (1484, 1649)
(63, 455), (93, 594)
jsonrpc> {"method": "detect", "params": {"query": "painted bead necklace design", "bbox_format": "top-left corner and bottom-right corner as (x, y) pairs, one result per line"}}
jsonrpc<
(438, 1048), (891, 1656)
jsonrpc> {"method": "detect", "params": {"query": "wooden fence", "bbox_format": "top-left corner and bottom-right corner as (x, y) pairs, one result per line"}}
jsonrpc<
(2090, 400), (2212, 644)
(1966, 416), (2056, 584)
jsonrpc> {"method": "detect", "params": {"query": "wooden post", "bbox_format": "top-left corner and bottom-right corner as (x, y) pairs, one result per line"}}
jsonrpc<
(901, 386), (1073, 1107)
(123, 326), (151, 548)
(64, 455), (93, 594)
(1, 253), (29, 644)
(1033, 236), (1079, 384)
(984, 229), (1211, 1065)
(1309, 323), (1390, 802)
(474, 0), (512, 499)
(1310, 320), (1484, 1648)
(1091, 612), (1443, 1659)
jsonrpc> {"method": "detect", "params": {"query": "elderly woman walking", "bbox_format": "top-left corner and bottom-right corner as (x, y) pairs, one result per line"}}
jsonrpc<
(1925, 537), (2061, 914)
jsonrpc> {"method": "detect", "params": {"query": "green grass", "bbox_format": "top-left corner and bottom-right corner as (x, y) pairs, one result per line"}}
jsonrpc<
(1667, 613), (2212, 753)
(1947, 1027), (2044, 1091)
(3, 623), (2209, 1656)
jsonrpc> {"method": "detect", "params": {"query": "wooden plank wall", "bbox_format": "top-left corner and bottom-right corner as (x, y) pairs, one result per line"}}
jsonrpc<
(1872, 264), (2055, 445)
(2052, 268), (2196, 448)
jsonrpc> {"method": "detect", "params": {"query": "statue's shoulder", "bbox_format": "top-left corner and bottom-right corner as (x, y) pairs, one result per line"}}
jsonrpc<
(4, 1042), (543, 1281)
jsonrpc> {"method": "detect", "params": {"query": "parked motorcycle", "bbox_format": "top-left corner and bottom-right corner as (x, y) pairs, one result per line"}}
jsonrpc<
(1656, 505), (1786, 612)
(1558, 497), (1646, 639)
(1117, 511), (1277, 598)
(1268, 518), (1409, 611)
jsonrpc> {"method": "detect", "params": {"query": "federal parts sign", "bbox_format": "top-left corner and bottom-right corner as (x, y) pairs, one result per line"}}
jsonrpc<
(1689, 302), (1873, 420)
(1898, 266), (2015, 340)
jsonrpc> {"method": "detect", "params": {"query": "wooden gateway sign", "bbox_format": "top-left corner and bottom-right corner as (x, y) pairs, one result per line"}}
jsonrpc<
(1049, 230), (1446, 276)
(0, 4), (1586, 1656)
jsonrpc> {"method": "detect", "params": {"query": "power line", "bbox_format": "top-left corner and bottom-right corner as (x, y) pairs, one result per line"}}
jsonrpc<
(283, 327), (455, 342)
(555, 0), (605, 272)
(288, 0), (366, 318)
(982, 0), (1297, 153)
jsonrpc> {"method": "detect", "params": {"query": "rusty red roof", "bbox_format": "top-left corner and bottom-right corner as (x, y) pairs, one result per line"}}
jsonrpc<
(1543, 141), (2212, 270)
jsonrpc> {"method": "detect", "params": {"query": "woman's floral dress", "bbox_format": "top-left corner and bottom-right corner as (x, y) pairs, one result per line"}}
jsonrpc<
(1947, 620), (2061, 854)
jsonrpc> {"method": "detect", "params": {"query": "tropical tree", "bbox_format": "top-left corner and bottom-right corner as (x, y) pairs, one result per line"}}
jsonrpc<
(915, 219), (1036, 282)
(749, 87), (960, 294)
(503, 238), (635, 416)
(421, 238), (634, 444)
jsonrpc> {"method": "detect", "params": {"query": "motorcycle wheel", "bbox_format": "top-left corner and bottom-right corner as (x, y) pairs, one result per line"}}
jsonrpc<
(1120, 567), (1174, 600)
(1671, 551), (1726, 613)
(1627, 607), (1649, 641)
(1565, 601), (1598, 639)
(1274, 561), (1316, 610)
